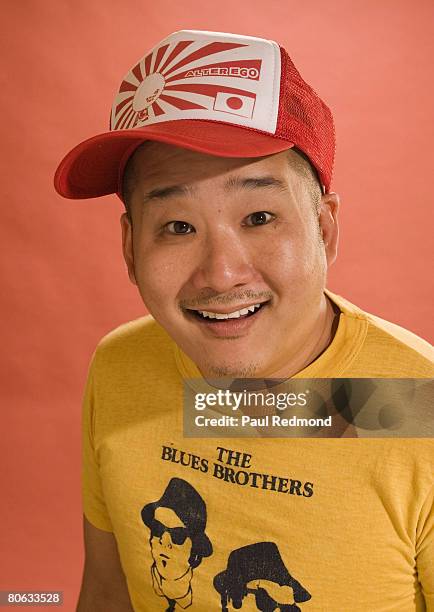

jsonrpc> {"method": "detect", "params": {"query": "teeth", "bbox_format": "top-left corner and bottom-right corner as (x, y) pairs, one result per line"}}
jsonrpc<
(196, 303), (263, 320)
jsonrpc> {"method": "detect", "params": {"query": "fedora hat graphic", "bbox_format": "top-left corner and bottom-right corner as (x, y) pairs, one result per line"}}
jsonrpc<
(214, 541), (311, 604)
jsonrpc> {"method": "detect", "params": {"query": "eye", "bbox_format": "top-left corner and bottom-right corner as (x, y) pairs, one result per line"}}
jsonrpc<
(244, 211), (275, 226)
(164, 220), (195, 234)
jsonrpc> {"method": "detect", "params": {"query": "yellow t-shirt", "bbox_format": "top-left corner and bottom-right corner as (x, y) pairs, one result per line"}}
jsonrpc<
(82, 290), (434, 611)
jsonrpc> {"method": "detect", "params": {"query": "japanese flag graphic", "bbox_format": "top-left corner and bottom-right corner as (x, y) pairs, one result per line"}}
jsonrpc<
(213, 92), (255, 118)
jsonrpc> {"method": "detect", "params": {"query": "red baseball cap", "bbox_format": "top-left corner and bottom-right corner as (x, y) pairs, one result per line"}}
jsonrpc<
(54, 30), (335, 200)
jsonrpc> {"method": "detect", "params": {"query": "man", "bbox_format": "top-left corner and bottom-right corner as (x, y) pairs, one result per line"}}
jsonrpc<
(141, 477), (213, 610)
(55, 30), (433, 611)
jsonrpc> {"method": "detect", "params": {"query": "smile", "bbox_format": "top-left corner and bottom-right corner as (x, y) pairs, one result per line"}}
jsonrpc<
(183, 301), (271, 338)
(195, 303), (263, 320)
(186, 301), (269, 321)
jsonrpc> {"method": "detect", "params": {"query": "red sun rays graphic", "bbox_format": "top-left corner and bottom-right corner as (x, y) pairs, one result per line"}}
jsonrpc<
(112, 39), (260, 130)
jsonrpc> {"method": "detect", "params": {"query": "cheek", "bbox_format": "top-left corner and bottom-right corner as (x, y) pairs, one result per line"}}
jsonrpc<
(255, 222), (324, 281)
(133, 242), (188, 308)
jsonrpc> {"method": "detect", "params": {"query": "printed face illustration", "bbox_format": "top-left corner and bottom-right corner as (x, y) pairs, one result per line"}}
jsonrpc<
(121, 142), (339, 380)
(142, 477), (212, 607)
(149, 506), (193, 580)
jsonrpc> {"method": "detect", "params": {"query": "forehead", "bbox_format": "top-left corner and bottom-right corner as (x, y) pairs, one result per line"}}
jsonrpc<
(127, 141), (299, 190)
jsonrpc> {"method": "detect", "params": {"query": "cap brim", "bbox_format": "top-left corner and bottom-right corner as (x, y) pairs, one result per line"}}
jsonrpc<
(54, 120), (294, 199)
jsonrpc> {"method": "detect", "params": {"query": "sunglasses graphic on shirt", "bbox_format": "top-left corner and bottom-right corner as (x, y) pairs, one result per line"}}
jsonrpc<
(149, 518), (190, 545)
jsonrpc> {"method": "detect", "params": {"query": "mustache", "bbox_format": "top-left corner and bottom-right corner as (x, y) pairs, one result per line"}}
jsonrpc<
(179, 289), (273, 309)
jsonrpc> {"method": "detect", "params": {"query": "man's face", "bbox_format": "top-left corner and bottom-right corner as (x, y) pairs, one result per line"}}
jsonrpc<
(122, 142), (338, 378)
(149, 506), (192, 580)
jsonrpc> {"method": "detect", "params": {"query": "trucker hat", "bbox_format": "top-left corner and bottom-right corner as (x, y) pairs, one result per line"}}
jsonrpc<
(54, 29), (335, 200)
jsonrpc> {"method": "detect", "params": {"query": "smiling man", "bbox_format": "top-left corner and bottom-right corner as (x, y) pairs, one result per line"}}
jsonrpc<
(55, 30), (433, 612)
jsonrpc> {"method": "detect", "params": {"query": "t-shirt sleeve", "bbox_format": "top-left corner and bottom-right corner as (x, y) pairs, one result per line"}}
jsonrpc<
(416, 485), (434, 608)
(81, 354), (113, 532)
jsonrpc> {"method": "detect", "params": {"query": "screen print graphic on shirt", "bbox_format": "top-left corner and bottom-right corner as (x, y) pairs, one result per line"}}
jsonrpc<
(162, 444), (314, 498)
(138, 445), (314, 610)
(141, 477), (213, 611)
(214, 541), (312, 611)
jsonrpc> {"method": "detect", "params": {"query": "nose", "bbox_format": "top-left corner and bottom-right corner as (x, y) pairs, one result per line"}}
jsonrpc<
(189, 227), (257, 294)
(160, 530), (173, 548)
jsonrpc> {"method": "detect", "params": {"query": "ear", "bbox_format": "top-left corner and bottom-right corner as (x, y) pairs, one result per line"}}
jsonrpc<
(318, 192), (340, 266)
(120, 213), (137, 285)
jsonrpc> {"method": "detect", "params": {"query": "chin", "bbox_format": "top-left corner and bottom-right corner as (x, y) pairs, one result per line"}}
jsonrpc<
(199, 358), (263, 379)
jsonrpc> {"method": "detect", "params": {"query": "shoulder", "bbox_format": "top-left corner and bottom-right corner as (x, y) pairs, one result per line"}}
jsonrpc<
(364, 312), (433, 359)
(362, 314), (433, 376)
(91, 315), (177, 377)
(97, 314), (170, 349)
(327, 291), (434, 377)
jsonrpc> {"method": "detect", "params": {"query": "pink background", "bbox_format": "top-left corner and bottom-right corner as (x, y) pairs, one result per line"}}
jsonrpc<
(1, 1), (433, 609)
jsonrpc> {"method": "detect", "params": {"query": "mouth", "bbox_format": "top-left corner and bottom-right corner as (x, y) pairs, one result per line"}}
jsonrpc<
(159, 554), (170, 566)
(188, 301), (268, 320)
(183, 300), (271, 337)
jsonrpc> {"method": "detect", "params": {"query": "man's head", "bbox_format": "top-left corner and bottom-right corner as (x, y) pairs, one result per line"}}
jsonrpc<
(214, 542), (311, 611)
(141, 478), (213, 578)
(120, 141), (338, 379)
(54, 29), (339, 378)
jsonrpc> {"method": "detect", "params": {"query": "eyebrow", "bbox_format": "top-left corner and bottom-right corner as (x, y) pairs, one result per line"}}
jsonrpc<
(143, 184), (192, 201)
(142, 175), (287, 202)
(224, 175), (287, 193)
